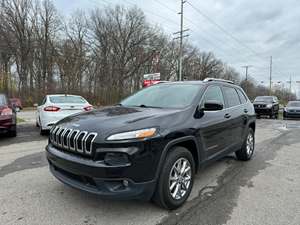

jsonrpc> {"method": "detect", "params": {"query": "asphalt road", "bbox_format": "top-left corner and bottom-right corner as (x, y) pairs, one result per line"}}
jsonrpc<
(0, 111), (299, 225)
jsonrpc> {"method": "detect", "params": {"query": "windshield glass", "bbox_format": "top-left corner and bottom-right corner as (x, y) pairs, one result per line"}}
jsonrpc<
(287, 101), (300, 107)
(49, 96), (87, 104)
(121, 84), (203, 108)
(254, 96), (273, 103)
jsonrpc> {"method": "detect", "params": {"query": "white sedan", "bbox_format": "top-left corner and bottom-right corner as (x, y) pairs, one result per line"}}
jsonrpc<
(36, 94), (93, 135)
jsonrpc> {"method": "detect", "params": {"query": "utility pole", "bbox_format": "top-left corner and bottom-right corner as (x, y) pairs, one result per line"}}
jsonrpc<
(269, 56), (272, 95)
(241, 65), (252, 94)
(289, 75), (292, 100)
(241, 65), (253, 81)
(173, 0), (189, 81)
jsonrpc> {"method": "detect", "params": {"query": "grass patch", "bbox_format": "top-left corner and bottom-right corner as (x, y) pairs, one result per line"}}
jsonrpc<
(17, 117), (26, 123)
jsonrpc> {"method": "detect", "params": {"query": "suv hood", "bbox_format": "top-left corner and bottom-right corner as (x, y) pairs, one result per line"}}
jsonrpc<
(56, 106), (187, 140)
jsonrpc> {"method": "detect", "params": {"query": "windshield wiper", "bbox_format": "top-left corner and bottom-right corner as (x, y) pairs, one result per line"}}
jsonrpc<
(137, 104), (162, 108)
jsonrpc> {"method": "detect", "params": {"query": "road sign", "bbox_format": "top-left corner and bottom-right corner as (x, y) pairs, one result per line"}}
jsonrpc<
(143, 73), (160, 80)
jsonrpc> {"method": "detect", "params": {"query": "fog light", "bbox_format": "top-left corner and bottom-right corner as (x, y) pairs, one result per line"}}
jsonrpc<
(104, 152), (130, 166)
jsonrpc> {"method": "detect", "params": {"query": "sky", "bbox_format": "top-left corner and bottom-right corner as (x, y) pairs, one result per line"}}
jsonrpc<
(53, 0), (300, 96)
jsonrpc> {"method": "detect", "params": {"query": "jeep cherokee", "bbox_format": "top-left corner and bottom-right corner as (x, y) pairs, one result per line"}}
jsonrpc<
(46, 78), (256, 209)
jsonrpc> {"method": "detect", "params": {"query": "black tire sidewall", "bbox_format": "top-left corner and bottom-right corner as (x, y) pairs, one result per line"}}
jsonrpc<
(159, 147), (195, 209)
(236, 128), (255, 161)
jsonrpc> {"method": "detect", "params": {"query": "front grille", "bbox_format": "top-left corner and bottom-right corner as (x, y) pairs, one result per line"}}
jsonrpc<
(255, 104), (266, 108)
(50, 126), (98, 157)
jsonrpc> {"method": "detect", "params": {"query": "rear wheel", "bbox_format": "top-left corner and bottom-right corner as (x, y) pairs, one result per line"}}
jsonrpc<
(40, 126), (48, 135)
(236, 128), (255, 161)
(152, 146), (195, 210)
(38, 117), (47, 135)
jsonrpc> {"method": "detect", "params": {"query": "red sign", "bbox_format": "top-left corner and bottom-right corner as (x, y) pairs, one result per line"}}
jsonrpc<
(143, 80), (161, 87)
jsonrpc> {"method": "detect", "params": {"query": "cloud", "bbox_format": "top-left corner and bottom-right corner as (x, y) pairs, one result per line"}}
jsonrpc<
(53, 0), (300, 92)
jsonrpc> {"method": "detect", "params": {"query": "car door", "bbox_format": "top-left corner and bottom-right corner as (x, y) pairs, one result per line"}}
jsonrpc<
(221, 86), (245, 148)
(196, 85), (232, 159)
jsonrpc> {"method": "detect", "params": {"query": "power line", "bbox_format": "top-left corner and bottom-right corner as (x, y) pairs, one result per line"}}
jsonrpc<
(186, 1), (266, 60)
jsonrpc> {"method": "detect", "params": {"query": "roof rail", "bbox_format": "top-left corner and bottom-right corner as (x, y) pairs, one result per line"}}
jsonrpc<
(203, 78), (234, 84)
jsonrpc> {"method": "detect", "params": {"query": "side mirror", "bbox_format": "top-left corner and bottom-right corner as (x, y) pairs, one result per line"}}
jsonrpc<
(203, 100), (223, 111)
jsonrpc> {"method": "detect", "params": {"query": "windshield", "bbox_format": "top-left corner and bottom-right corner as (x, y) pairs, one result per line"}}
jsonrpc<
(287, 101), (300, 107)
(121, 84), (203, 108)
(49, 96), (87, 104)
(254, 96), (273, 103)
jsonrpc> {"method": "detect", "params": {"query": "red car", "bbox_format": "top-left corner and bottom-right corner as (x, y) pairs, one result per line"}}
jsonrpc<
(0, 94), (17, 137)
(10, 98), (22, 111)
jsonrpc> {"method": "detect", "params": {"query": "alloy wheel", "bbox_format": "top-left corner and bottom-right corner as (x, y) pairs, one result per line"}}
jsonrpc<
(246, 133), (254, 156)
(169, 157), (192, 200)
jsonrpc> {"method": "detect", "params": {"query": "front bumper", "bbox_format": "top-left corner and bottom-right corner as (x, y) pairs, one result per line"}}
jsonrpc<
(0, 115), (15, 131)
(254, 108), (272, 115)
(46, 144), (157, 200)
(283, 112), (300, 118)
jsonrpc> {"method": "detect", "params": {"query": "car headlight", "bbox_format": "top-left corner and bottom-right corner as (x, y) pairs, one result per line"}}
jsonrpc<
(266, 104), (272, 108)
(106, 128), (157, 141)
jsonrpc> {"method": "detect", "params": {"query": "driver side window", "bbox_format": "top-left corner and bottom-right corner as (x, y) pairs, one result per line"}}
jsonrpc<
(201, 86), (225, 107)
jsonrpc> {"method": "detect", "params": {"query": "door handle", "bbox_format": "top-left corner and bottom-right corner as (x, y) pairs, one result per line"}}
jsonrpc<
(244, 109), (248, 113)
(224, 113), (231, 119)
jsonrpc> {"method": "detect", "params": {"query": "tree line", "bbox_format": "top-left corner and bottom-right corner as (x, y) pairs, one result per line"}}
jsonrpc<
(0, 0), (296, 106)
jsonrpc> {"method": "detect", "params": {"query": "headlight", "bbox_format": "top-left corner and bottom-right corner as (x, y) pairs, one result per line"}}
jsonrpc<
(266, 104), (272, 108)
(106, 128), (157, 141)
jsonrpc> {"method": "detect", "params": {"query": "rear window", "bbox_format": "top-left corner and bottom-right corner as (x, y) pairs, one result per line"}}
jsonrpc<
(287, 101), (300, 107)
(0, 94), (7, 106)
(237, 89), (248, 104)
(223, 87), (241, 107)
(49, 96), (87, 104)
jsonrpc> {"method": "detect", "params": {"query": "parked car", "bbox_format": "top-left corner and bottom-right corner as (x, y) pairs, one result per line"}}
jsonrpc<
(283, 101), (300, 119)
(0, 94), (17, 137)
(9, 98), (22, 111)
(36, 94), (93, 135)
(253, 96), (279, 119)
(46, 78), (256, 209)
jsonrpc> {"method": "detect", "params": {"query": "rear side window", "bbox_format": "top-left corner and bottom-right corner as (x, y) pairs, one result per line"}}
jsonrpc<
(223, 86), (241, 107)
(201, 86), (224, 106)
(0, 94), (7, 106)
(236, 89), (248, 104)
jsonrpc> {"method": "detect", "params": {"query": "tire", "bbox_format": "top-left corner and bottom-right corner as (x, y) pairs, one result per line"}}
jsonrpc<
(40, 125), (48, 136)
(152, 146), (195, 210)
(7, 125), (17, 137)
(235, 128), (255, 161)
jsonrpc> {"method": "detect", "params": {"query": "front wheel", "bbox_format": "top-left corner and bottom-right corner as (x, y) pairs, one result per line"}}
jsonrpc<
(152, 146), (195, 210)
(236, 128), (255, 161)
(7, 125), (17, 137)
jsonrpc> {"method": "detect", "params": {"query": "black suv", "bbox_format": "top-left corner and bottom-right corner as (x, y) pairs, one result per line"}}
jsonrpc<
(46, 78), (256, 209)
(253, 96), (279, 119)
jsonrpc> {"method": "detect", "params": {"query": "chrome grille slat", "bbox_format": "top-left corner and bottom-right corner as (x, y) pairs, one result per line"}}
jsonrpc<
(63, 129), (72, 149)
(70, 130), (80, 151)
(84, 133), (97, 155)
(76, 131), (88, 153)
(51, 127), (59, 144)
